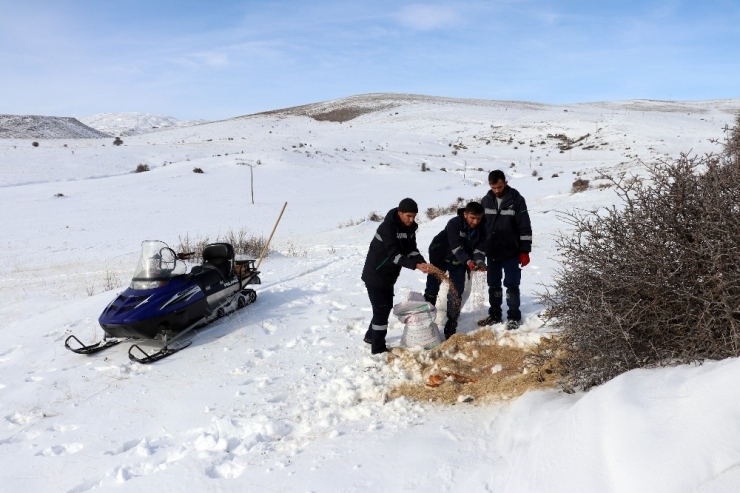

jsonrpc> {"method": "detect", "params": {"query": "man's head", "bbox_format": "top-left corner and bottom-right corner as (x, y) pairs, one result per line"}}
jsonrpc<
(488, 170), (507, 197)
(463, 201), (484, 229)
(397, 198), (418, 227)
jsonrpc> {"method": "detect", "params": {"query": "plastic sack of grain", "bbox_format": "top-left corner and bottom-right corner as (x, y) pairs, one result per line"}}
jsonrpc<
(393, 292), (442, 350)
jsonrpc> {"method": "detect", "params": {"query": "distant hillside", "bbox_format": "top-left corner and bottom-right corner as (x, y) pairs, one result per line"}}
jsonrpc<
(80, 112), (208, 136)
(244, 93), (740, 123)
(0, 115), (110, 139)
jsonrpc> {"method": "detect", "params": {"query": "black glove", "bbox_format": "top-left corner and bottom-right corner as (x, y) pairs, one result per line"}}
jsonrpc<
(475, 260), (487, 271)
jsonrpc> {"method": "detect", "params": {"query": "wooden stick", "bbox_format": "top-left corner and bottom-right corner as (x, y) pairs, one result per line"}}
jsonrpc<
(256, 201), (287, 269)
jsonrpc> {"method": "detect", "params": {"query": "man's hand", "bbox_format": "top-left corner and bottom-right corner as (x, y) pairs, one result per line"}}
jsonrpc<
(519, 253), (530, 267)
(467, 260), (486, 272)
(416, 262), (435, 274)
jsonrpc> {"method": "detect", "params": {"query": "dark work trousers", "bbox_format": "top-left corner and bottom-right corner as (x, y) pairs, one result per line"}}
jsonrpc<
(424, 258), (467, 325)
(364, 284), (394, 353)
(365, 285), (394, 330)
(486, 257), (522, 321)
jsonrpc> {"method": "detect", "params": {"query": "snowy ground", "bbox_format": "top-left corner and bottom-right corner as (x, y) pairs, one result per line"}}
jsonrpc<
(2, 94), (740, 492)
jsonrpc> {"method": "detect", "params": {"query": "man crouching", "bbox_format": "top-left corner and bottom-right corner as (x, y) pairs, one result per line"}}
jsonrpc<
(423, 201), (486, 339)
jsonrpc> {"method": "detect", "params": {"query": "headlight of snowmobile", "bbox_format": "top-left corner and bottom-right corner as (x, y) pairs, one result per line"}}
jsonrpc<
(130, 280), (168, 290)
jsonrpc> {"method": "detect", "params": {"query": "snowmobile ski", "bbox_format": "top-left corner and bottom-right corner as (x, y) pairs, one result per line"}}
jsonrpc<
(64, 335), (132, 355)
(128, 340), (193, 364)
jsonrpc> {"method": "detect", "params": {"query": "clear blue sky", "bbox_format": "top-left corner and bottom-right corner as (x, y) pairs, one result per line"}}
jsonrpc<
(1, 0), (738, 120)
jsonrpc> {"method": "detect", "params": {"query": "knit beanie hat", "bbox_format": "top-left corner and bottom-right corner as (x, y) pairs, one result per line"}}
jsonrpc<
(398, 198), (418, 213)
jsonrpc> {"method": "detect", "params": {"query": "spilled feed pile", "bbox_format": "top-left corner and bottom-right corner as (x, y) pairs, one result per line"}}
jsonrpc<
(388, 330), (559, 404)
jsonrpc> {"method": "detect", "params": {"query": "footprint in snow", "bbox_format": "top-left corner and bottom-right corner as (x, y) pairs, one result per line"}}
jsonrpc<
(206, 461), (245, 479)
(5, 411), (38, 426)
(105, 438), (157, 457)
(0, 430), (40, 445)
(36, 443), (83, 456)
(0, 346), (21, 362)
(49, 423), (80, 433)
(261, 322), (278, 335)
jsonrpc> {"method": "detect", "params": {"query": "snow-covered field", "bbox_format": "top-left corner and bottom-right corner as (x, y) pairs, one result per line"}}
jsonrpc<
(2, 94), (740, 492)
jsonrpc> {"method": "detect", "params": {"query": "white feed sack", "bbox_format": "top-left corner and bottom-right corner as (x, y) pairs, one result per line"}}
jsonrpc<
(394, 292), (442, 349)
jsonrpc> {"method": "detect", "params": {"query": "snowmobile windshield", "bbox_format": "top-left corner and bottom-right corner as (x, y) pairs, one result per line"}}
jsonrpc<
(130, 240), (186, 289)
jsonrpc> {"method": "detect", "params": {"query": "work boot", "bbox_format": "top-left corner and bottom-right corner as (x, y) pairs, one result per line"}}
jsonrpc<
(423, 293), (437, 306)
(371, 329), (388, 354)
(363, 325), (372, 345)
(477, 315), (503, 327)
(443, 319), (458, 339)
(505, 319), (521, 331)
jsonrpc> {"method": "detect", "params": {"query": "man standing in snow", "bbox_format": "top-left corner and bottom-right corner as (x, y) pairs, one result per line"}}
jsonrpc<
(361, 198), (434, 354)
(477, 170), (532, 330)
(423, 201), (487, 339)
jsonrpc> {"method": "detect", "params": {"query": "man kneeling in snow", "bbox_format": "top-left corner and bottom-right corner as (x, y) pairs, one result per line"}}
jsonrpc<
(423, 201), (486, 339)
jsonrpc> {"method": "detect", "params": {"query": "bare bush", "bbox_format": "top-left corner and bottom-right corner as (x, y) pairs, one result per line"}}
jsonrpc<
(175, 228), (268, 263)
(540, 118), (740, 391)
(32, 142), (39, 147)
(103, 270), (123, 291)
(135, 164), (149, 173)
(193, 167), (204, 174)
(571, 178), (590, 193)
(285, 242), (307, 257)
(339, 217), (364, 228)
(426, 197), (466, 220)
(113, 137), (123, 146)
(367, 211), (383, 222)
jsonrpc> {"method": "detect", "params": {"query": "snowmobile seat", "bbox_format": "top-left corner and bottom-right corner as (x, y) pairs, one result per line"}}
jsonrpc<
(200, 243), (235, 280)
(191, 267), (223, 289)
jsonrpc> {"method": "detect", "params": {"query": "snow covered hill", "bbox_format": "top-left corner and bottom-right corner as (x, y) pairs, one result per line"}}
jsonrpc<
(80, 112), (209, 136)
(1, 94), (740, 492)
(0, 114), (110, 139)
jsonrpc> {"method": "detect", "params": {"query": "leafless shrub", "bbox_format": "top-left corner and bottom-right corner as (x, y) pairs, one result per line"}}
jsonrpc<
(175, 228), (268, 263)
(571, 178), (590, 193)
(32, 142), (39, 147)
(539, 117), (740, 391)
(426, 197), (466, 220)
(103, 270), (123, 291)
(532, 170), (538, 177)
(367, 211), (383, 222)
(135, 164), (149, 173)
(285, 242), (307, 257)
(339, 217), (364, 228)
(193, 167), (204, 174)
(85, 278), (95, 297)
(113, 137), (123, 146)
(551, 173), (559, 178)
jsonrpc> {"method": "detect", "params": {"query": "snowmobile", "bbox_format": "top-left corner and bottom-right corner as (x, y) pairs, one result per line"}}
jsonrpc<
(64, 240), (261, 363)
